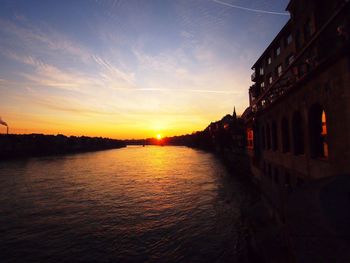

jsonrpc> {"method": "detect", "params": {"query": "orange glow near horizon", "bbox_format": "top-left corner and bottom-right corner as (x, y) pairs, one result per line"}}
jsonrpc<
(2, 108), (241, 139)
(156, 134), (162, 140)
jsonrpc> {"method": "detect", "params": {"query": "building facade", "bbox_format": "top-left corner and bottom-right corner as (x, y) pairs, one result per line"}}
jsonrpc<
(243, 0), (350, 214)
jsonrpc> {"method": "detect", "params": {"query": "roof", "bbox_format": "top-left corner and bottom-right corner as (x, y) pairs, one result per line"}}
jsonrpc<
(252, 19), (292, 69)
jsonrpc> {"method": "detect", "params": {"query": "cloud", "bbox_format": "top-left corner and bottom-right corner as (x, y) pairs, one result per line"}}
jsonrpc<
(92, 55), (136, 87)
(213, 0), (289, 16)
(0, 18), (92, 64)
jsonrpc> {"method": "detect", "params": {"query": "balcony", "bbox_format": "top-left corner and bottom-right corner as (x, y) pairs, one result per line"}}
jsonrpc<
(250, 1), (349, 113)
(249, 84), (260, 99)
(252, 70), (264, 82)
(251, 71), (257, 82)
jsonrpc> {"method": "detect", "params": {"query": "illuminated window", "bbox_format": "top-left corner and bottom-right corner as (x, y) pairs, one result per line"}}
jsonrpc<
(267, 57), (272, 65)
(286, 34), (293, 45)
(309, 104), (328, 158)
(322, 111), (328, 158)
(247, 128), (254, 149)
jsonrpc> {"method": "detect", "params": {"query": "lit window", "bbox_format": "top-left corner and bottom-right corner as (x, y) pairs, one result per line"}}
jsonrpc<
(287, 34), (293, 45)
(267, 57), (272, 65)
(321, 110), (328, 158)
(309, 105), (328, 159)
(261, 82), (265, 89)
(247, 128), (254, 149)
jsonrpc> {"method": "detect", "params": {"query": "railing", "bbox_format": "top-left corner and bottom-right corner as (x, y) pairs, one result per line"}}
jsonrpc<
(250, 1), (349, 113)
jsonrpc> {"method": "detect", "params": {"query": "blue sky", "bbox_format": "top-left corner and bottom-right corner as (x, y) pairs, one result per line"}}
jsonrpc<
(0, 0), (289, 138)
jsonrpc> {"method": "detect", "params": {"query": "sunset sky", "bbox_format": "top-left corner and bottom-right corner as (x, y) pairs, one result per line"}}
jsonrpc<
(0, 0), (289, 139)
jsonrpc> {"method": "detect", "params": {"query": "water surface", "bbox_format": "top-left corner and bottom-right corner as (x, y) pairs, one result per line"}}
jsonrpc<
(0, 146), (250, 262)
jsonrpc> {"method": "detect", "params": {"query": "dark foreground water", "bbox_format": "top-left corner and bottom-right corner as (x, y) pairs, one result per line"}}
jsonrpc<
(0, 146), (252, 263)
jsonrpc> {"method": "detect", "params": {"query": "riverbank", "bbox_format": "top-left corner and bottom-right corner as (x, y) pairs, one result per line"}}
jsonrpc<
(0, 134), (126, 160)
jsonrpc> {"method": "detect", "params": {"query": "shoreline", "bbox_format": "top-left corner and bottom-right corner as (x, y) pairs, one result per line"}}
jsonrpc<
(0, 134), (126, 160)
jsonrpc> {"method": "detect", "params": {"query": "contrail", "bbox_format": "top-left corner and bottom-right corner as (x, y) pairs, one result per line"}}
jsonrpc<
(213, 0), (289, 16)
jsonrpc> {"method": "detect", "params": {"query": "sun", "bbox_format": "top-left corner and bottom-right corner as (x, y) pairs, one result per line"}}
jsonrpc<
(156, 134), (162, 140)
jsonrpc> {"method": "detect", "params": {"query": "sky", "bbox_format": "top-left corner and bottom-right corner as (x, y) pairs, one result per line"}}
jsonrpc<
(0, 0), (289, 139)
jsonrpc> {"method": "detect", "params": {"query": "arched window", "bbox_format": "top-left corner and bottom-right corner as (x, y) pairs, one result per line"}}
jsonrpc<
(292, 111), (305, 155)
(272, 121), (278, 151)
(261, 126), (266, 150)
(247, 128), (254, 149)
(266, 123), (271, 150)
(281, 117), (290, 152)
(268, 163), (272, 180)
(309, 104), (328, 158)
(274, 167), (279, 184)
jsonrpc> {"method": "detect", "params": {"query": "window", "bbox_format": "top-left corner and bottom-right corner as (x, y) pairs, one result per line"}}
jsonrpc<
(261, 82), (265, 90)
(309, 104), (328, 158)
(295, 31), (302, 50)
(285, 172), (291, 188)
(272, 121), (278, 151)
(322, 111), (328, 157)
(267, 57), (272, 65)
(304, 20), (313, 41)
(259, 67), (264, 75)
(274, 167), (279, 184)
(281, 117), (290, 152)
(292, 111), (305, 155)
(275, 46), (281, 57)
(268, 75), (273, 84)
(261, 126), (266, 150)
(247, 128), (254, 149)
(286, 34), (293, 45)
(266, 123), (271, 150)
(277, 65), (283, 77)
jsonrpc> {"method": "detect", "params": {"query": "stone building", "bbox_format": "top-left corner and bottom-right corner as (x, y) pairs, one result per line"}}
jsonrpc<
(242, 0), (350, 214)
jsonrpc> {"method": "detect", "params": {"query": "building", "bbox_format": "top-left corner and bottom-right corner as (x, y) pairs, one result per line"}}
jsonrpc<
(207, 108), (245, 152)
(242, 0), (350, 215)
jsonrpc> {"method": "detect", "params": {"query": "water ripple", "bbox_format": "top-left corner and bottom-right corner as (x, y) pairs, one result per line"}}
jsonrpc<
(0, 146), (249, 262)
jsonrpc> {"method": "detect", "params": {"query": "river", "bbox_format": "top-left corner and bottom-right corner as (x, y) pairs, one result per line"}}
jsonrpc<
(0, 146), (253, 262)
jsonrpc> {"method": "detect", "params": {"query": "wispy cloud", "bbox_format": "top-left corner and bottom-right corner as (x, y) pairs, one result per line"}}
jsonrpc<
(213, 0), (289, 16)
